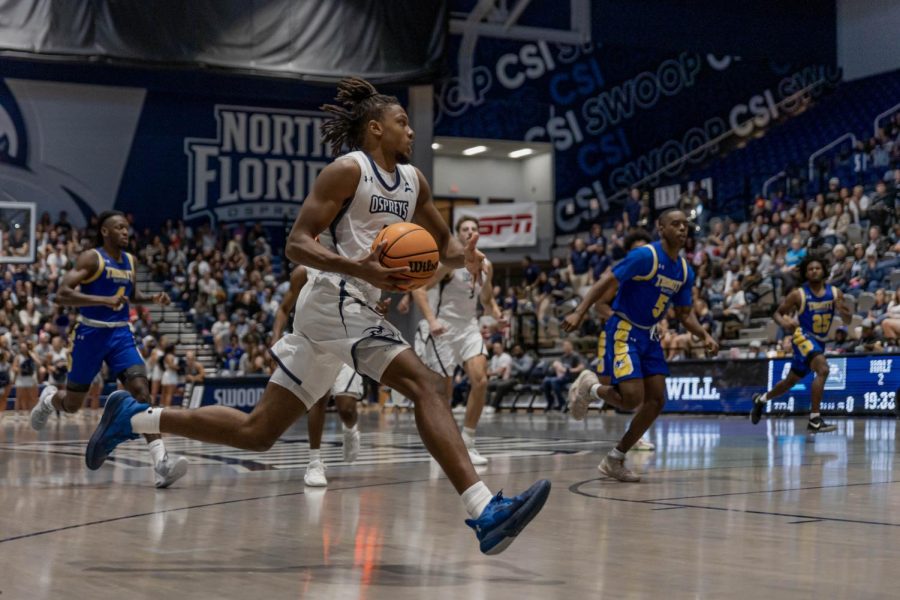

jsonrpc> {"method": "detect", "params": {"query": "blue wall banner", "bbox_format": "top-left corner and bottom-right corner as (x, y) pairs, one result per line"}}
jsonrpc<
(665, 354), (898, 416)
(188, 376), (270, 413)
(439, 0), (839, 232)
(0, 60), (405, 232)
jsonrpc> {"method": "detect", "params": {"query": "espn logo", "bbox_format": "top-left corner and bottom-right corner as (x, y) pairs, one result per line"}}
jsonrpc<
(477, 213), (534, 236)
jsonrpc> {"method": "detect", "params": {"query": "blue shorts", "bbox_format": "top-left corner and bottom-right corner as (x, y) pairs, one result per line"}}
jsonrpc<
(790, 329), (824, 378)
(605, 315), (669, 385)
(68, 324), (144, 386)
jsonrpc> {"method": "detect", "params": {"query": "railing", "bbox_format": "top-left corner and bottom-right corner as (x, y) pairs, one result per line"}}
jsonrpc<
(600, 79), (828, 208)
(873, 102), (900, 137)
(761, 171), (786, 198)
(807, 132), (856, 181)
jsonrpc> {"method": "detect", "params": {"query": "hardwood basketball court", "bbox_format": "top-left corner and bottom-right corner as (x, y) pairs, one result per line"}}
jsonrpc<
(2, 410), (898, 599)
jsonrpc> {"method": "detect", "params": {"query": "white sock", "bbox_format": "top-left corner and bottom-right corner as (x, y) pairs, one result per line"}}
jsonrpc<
(590, 384), (602, 401)
(810, 412), (820, 420)
(609, 447), (626, 460)
(462, 481), (493, 519)
(342, 423), (358, 433)
(131, 406), (163, 434)
(147, 438), (167, 467)
(462, 427), (476, 447)
(309, 449), (321, 463)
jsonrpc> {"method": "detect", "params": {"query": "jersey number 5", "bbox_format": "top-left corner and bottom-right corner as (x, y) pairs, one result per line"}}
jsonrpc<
(652, 293), (668, 319)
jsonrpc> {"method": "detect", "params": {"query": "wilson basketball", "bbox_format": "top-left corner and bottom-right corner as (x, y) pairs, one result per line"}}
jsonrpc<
(371, 223), (439, 290)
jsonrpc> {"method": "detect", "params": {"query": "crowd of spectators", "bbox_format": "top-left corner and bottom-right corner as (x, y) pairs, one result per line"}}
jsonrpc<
(2, 113), (898, 414)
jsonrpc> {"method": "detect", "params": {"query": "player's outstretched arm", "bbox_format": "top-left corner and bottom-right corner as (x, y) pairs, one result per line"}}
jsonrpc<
(286, 159), (408, 291)
(411, 286), (447, 336)
(835, 288), (853, 324)
(560, 272), (619, 333)
(674, 305), (719, 356)
(479, 260), (503, 321)
(412, 168), (484, 283)
(57, 250), (123, 310)
(131, 266), (171, 306)
(773, 289), (802, 334)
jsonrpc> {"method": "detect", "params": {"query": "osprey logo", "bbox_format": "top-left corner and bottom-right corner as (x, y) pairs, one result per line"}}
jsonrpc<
(363, 325), (399, 341)
(369, 195), (409, 220)
(0, 81), (27, 167)
(184, 105), (330, 225)
(665, 376), (721, 401)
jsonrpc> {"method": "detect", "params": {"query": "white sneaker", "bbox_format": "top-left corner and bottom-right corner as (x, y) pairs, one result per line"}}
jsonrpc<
(304, 459), (328, 487)
(467, 446), (488, 466)
(342, 426), (360, 463)
(598, 455), (641, 482)
(633, 437), (656, 451)
(452, 405), (467, 415)
(31, 385), (57, 430)
(154, 455), (188, 489)
(483, 405), (496, 415)
(567, 370), (599, 421)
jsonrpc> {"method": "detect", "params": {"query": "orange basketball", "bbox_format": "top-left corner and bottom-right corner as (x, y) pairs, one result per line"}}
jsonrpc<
(371, 222), (439, 290)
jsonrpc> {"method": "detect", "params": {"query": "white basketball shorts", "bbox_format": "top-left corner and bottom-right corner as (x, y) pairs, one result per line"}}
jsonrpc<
(419, 318), (486, 377)
(270, 275), (408, 408)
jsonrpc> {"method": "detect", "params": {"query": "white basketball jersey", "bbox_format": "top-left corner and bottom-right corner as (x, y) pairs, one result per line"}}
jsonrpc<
(317, 150), (420, 303)
(427, 265), (485, 327)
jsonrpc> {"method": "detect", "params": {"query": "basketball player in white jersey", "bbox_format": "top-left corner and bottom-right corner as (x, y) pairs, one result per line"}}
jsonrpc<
(88, 78), (550, 555)
(412, 216), (501, 466)
(272, 265), (362, 487)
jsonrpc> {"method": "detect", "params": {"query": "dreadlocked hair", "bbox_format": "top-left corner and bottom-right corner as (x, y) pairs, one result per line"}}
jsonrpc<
(798, 251), (829, 284)
(319, 77), (400, 158)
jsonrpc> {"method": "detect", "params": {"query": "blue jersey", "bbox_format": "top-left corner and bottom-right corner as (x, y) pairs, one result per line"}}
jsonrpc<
(610, 241), (693, 329)
(80, 248), (135, 323)
(797, 283), (837, 342)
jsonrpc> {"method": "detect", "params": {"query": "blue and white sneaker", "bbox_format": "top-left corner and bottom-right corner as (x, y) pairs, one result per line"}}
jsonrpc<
(85, 391), (146, 470)
(465, 479), (551, 555)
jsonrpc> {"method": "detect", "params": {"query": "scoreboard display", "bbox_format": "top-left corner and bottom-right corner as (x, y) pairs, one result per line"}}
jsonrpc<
(664, 354), (898, 416)
(765, 355), (897, 416)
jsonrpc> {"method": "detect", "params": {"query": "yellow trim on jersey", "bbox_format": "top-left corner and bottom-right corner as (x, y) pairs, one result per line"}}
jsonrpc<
(797, 286), (806, 316)
(830, 285), (839, 300)
(67, 323), (80, 371)
(680, 257), (689, 285)
(633, 245), (658, 281)
(126, 252), (136, 281)
(612, 320), (634, 378)
(82, 249), (105, 284)
(596, 330), (607, 375)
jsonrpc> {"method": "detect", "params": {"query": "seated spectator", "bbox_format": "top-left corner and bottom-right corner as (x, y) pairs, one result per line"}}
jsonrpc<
(785, 236), (807, 268)
(568, 238), (591, 293)
(880, 289), (900, 342)
(826, 326), (855, 354)
(860, 252), (886, 293)
(541, 340), (584, 411)
(868, 288), (888, 320)
(485, 342), (513, 407)
(855, 318), (883, 353)
(521, 255), (540, 290)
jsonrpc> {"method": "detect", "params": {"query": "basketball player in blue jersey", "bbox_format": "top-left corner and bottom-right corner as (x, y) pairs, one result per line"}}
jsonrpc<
(567, 229), (656, 451)
(750, 254), (852, 432)
(31, 211), (188, 488)
(85, 78), (549, 555)
(562, 209), (718, 481)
